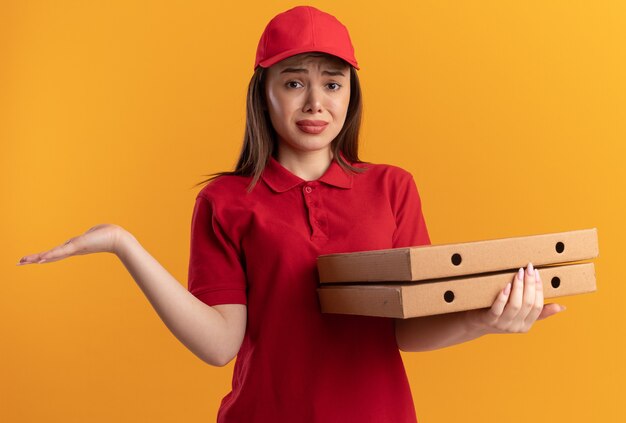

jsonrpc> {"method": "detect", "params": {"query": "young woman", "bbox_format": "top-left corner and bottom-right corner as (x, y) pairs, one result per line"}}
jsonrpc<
(17, 5), (565, 422)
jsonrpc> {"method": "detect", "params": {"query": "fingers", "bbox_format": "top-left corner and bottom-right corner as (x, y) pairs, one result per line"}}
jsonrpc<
(493, 281), (512, 318)
(518, 263), (536, 328)
(502, 265), (566, 327)
(524, 269), (567, 322)
(524, 269), (544, 325)
(16, 224), (122, 266)
(17, 237), (78, 265)
(481, 279), (512, 330)
(537, 303), (566, 320)
(39, 238), (79, 263)
(16, 253), (44, 265)
(452, 263), (568, 335)
(498, 266), (526, 329)
(487, 263), (543, 332)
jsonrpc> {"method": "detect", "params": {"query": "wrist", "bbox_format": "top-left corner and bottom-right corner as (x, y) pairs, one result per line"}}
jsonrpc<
(112, 226), (137, 257)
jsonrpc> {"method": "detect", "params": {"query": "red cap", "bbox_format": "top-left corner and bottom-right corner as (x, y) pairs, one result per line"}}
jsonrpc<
(254, 6), (360, 70)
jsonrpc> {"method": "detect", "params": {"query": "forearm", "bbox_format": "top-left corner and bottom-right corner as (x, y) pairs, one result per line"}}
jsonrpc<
(114, 230), (230, 366)
(396, 310), (491, 352)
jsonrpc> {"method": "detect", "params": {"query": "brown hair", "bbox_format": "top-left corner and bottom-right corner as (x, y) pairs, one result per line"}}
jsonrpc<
(192, 52), (371, 194)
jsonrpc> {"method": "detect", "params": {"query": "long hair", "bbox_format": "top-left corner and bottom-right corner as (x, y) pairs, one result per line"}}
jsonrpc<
(192, 52), (370, 194)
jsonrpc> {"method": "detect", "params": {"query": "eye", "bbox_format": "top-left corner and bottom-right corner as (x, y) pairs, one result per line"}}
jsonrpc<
(285, 81), (343, 91)
(286, 81), (303, 89)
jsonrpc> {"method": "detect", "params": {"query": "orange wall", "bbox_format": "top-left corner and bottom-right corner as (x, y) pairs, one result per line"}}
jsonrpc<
(3, 1), (624, 422)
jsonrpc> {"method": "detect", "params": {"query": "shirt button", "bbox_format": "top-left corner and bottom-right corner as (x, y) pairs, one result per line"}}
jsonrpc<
(304, 186), (312, 193)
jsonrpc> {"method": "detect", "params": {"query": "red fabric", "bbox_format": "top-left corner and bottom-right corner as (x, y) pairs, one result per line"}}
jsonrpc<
(254, 6), (360, 70)
(187, 152), (431, 422)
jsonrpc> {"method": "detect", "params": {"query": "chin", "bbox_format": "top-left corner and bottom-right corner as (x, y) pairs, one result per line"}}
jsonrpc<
(302, 135), (335, 147)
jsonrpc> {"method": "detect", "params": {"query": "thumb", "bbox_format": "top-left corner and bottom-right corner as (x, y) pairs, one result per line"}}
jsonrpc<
(536, 303), (566, 321)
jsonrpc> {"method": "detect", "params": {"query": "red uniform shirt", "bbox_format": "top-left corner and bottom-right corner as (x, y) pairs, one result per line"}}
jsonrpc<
(187, 152), (431, 422)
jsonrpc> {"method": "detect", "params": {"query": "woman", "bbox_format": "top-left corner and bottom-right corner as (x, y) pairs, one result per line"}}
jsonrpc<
(17, 5), (565, 422)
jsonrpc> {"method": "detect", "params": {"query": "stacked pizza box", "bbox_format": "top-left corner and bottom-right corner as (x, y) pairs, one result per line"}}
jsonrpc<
(316, 228), (599, 318)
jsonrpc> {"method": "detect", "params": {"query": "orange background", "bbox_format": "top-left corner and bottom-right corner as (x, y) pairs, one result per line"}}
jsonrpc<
(2, 1), (625, 422)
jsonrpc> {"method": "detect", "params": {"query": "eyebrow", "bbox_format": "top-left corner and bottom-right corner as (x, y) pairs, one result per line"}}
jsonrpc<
(279, 67), (346, 77)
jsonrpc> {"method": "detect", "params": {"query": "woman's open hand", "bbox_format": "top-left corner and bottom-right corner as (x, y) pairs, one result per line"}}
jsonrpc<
(17, 224), (125, 265)
(465, 262), (566, 335)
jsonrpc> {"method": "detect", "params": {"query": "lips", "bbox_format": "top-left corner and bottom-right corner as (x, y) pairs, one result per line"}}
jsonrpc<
(296, 120), (329, 134)
(296, 120), (328, 126)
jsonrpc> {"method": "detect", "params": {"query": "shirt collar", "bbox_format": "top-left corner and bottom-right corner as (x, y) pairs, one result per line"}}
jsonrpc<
(262, 151), (354, 193)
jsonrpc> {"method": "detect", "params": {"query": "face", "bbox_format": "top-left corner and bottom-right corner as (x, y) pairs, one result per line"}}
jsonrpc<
(264, 53), (351, 156)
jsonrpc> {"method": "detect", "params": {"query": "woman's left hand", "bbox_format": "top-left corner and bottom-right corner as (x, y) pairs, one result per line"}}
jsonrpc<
(465, 262), (566, 335)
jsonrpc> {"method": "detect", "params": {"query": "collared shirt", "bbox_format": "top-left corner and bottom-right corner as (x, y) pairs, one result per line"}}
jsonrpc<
(187, 152), (431, 423)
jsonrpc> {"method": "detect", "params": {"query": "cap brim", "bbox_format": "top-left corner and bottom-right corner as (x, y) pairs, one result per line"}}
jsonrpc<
(257, 47), (360, 70)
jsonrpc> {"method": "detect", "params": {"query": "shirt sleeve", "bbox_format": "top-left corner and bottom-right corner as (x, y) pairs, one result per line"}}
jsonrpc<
(187, 194), (248, 306)
(391, 171), (432, 248)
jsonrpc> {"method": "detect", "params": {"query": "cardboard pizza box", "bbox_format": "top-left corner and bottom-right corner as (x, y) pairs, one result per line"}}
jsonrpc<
(317, 262), (596, 318)
(317, 228), (598, 284)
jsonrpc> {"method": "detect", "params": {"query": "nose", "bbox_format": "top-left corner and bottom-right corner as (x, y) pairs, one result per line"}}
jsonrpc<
(302, 86), (324, 113)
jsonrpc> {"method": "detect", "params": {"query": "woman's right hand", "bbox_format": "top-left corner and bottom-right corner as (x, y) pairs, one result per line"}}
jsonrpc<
(17, 224), (126, 265)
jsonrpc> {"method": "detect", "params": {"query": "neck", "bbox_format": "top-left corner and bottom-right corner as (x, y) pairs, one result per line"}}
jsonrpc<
(276, 145), (334, 181)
